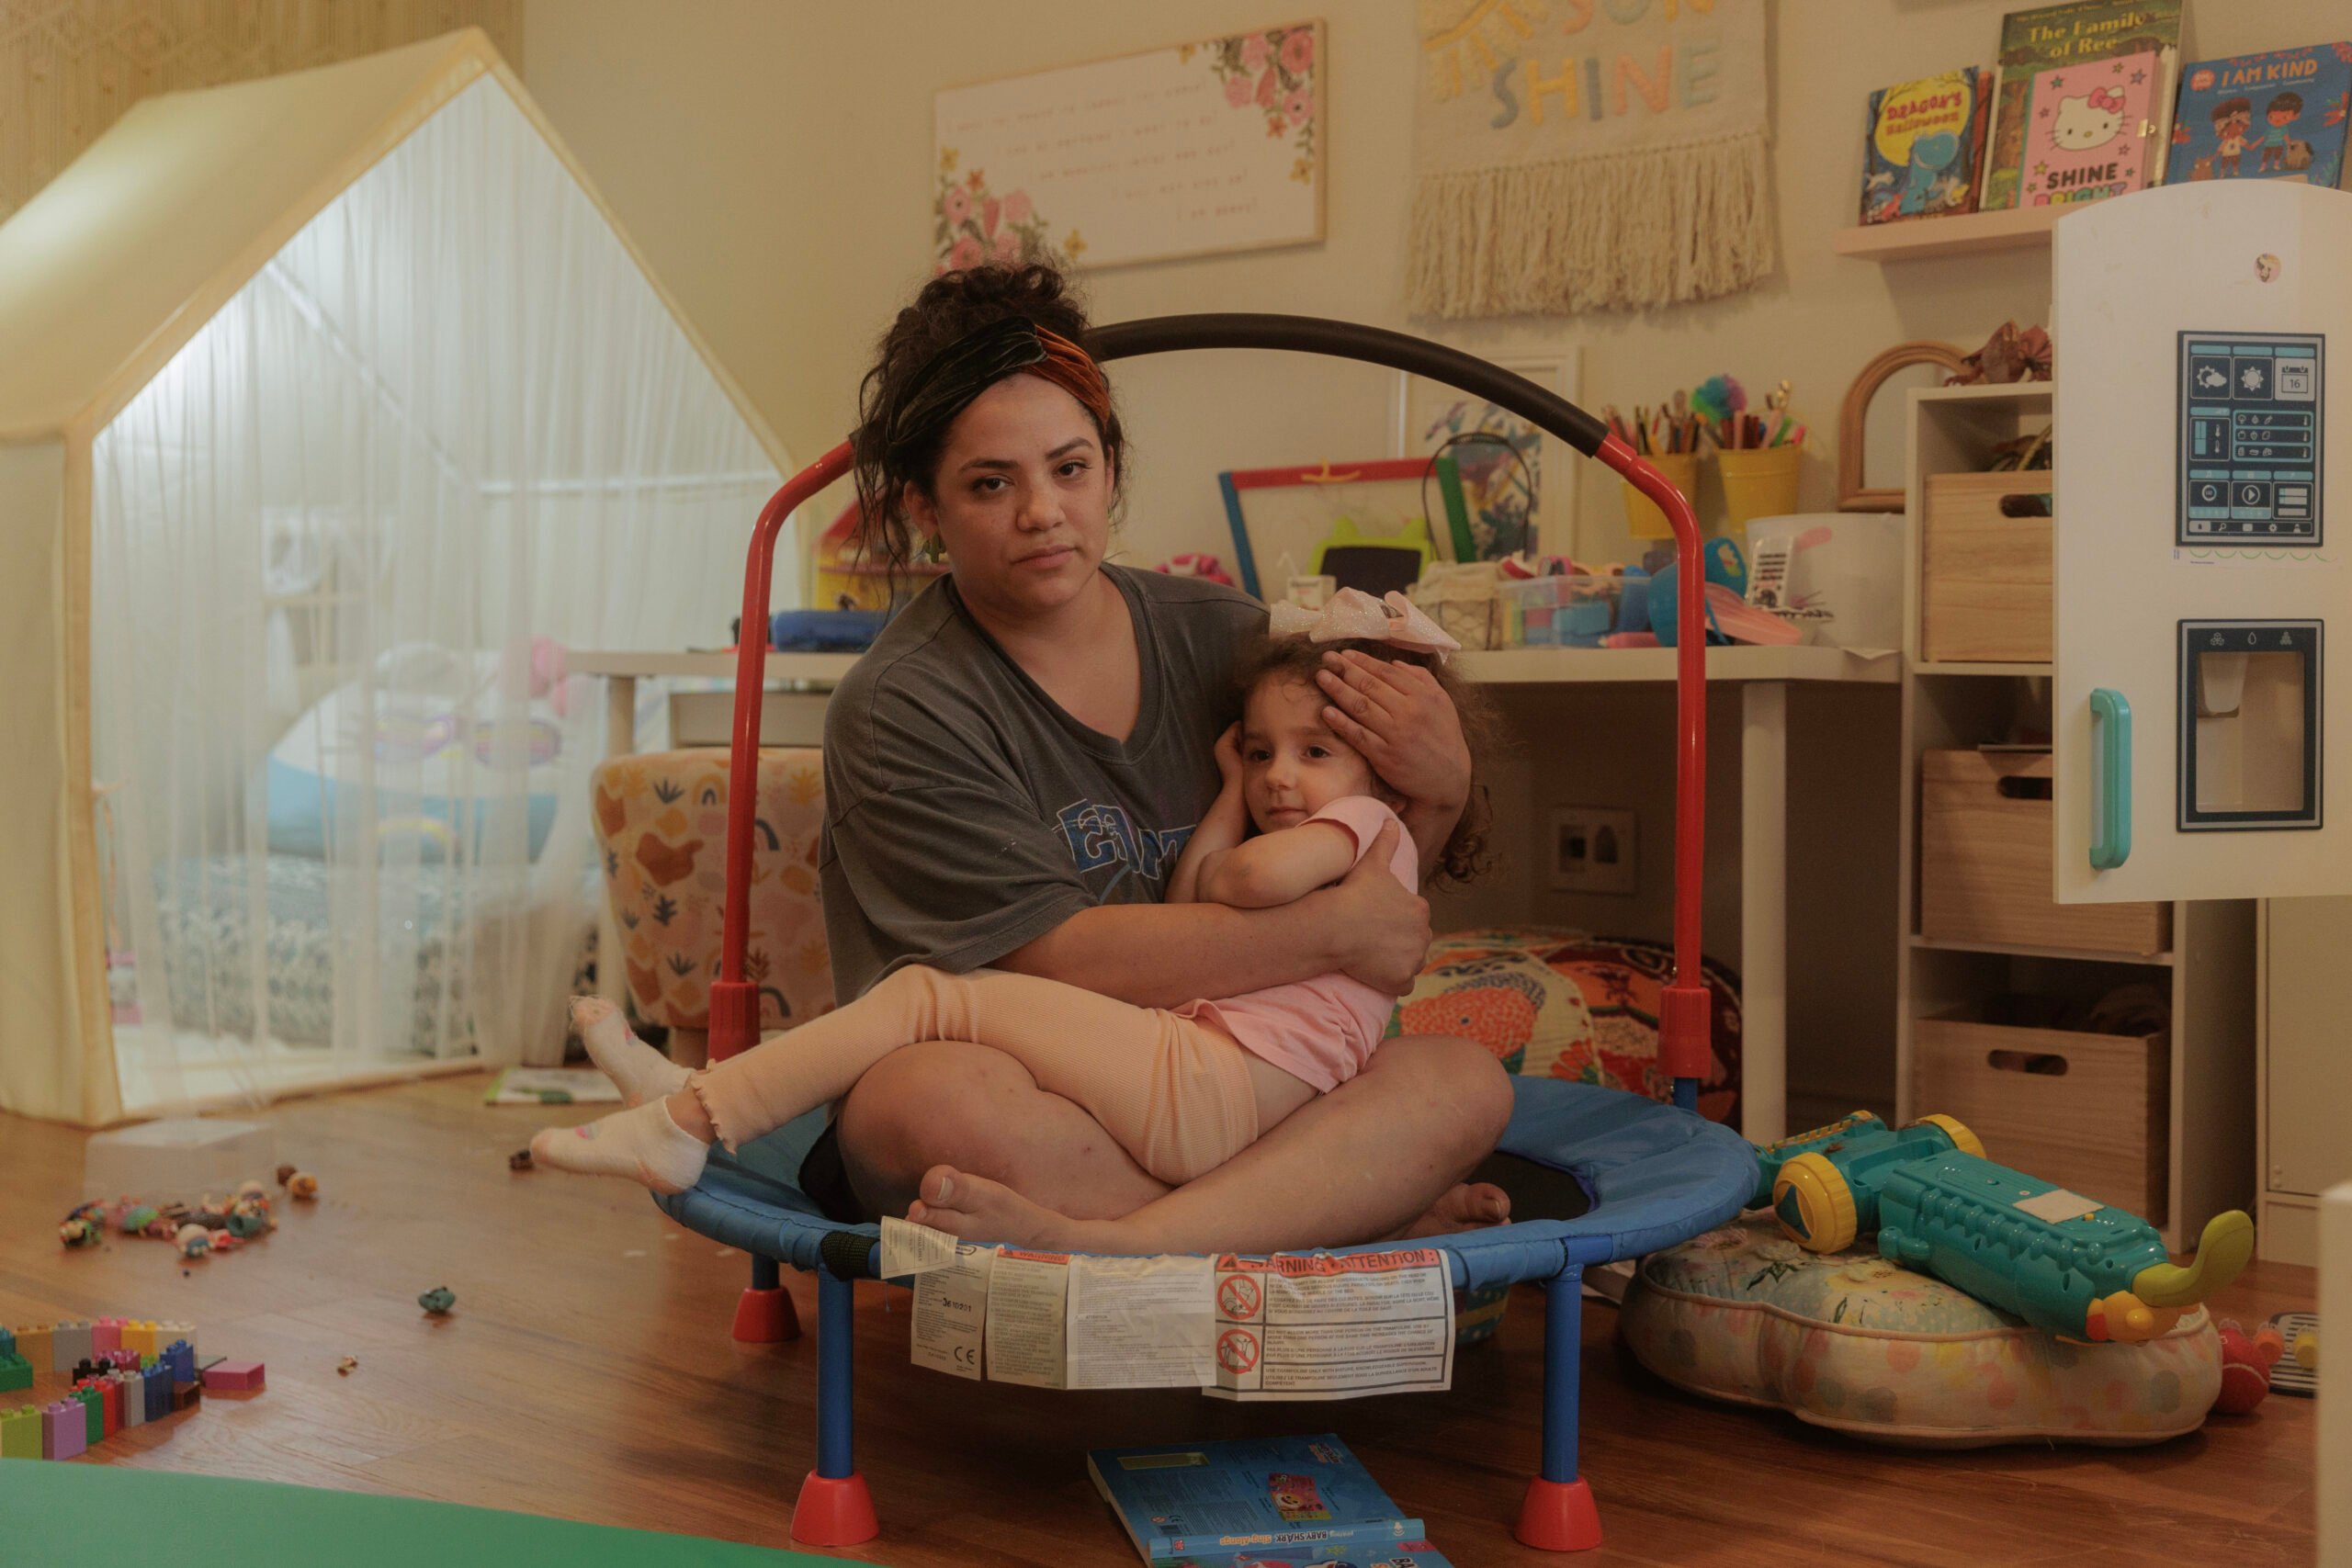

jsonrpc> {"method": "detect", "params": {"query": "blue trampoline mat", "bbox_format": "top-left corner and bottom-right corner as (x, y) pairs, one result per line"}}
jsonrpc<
(658, 1076), (1756, 1292)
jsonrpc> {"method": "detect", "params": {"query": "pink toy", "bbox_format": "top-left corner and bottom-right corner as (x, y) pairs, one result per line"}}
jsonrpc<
(1157, 551), (1236, 587)
(2213, 1318), (2285, 1413)
(203, 1359), (265, 1392)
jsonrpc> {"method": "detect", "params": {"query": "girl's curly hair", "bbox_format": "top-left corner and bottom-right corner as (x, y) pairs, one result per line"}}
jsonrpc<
(1233, 634), (1499, 887)
(850, 263), (1125, 579)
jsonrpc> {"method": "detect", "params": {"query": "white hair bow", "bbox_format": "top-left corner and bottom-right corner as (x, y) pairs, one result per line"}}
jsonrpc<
(1266, 587), (1461, 657)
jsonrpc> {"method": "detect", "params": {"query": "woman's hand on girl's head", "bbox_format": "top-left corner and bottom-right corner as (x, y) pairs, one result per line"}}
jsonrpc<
(1315, 652), (1471, 816)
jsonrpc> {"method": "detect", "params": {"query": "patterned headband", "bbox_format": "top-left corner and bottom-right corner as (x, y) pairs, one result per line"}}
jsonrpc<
(885, 315), (1114, 456)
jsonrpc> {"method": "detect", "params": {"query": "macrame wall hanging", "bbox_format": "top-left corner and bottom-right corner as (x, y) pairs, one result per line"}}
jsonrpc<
(1408, 0), (1775, 318)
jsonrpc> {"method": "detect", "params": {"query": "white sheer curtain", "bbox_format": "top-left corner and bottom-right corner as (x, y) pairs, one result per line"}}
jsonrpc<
(90, 77), (783, 1111)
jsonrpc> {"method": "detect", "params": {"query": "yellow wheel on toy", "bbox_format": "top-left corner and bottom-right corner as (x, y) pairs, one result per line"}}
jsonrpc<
(1772, 1152), (1858, 1253)
(1907, 1112), (1984, 1160)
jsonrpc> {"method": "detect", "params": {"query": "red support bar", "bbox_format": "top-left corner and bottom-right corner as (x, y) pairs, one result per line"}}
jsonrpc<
(1591, 436), (1714, 1100)
(711, 440), (855, 1062)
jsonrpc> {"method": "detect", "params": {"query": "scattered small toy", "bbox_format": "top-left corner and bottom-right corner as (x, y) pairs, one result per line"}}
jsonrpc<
(275, 1164), (299, 1187)
(2214, 1318), (2288, 1414)
(417, 1287), (456, 1316)
(336, 1356), (357, 1376)
(59, 1216), (102, 1248)
(286, 1172), (319, 1201)
(508, 1148), (534, 1171)
(203, 1359), (265, 1392)
(175, 1224), (211, 1259)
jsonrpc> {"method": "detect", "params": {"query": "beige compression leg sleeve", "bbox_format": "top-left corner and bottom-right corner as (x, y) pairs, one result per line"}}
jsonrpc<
(688, 965), (1262, 1186)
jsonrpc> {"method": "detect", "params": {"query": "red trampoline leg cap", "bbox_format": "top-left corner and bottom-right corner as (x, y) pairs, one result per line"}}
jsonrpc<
(731, 1286), (800, 1344)
(792, 1471), (878, 1547)
(1516, 1476), (1602, 1552)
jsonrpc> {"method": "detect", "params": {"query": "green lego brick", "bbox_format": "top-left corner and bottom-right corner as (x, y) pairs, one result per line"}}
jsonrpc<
(73, 1385), (103, 1445)
(0, 1355), (30, 1393)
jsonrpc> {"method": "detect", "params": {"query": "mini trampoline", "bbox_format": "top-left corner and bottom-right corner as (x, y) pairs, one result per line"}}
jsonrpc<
(654, 315), (1758, 1554)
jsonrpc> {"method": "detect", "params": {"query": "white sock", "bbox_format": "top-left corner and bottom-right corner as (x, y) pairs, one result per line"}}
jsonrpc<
(530, 1099), (711, 1195)
(571, 997), (689, 1108)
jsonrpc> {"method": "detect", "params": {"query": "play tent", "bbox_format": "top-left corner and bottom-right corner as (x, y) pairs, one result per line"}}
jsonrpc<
(0, 30), (789, 1125)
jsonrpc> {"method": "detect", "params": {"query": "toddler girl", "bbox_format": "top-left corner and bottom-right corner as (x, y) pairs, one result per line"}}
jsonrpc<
(533, 599), (1489, 1202)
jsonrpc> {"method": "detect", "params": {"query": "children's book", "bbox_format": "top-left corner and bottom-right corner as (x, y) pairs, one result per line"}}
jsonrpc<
(2165, 45), (2352, 190)
(1861, 68), (1992, 223)
(484, 1066), (622, 1106)
(1151, 1547), (1455, 1568)
(1088, 1435), (1425, 1565)
(1982, 0), (2185, 209)
(2017, 50), (2161, 208)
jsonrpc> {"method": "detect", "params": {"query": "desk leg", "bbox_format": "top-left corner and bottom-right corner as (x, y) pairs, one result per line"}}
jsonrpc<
(594, 676), (637, 1009)
(1741, 681), (1788, 1143)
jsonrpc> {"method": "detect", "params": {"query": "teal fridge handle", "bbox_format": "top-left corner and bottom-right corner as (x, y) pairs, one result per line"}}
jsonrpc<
(2089, 688), (2132, 871)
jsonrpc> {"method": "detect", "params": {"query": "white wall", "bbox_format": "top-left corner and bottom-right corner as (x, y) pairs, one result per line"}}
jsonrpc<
(519, 0), (2340, 1118)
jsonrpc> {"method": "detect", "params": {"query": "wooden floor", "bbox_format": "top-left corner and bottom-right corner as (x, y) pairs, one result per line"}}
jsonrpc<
(0, 1076), (2320, 1566)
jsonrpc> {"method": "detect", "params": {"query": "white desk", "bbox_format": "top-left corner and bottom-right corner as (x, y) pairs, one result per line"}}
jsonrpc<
(571, 644), (1898, 1140)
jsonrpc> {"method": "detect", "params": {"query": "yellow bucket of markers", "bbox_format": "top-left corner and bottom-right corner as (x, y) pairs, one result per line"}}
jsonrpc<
(1622, 452), (1701, 540)
(1716, 445), (1803, 532)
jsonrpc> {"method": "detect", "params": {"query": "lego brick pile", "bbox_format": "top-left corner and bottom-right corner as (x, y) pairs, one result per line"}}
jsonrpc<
(0, 1318), (263, 1461)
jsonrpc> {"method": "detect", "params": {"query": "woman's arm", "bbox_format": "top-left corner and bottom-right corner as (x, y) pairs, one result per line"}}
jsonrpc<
(1313, 651), (1471, 881)
(1167, 724), (1251, 904)
(1001, 821), (1430, 1007)
(1195, 819), (1360, 909)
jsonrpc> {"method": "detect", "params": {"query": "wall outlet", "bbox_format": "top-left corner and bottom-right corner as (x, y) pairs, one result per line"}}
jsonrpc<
(1547, 806), (1637, 895)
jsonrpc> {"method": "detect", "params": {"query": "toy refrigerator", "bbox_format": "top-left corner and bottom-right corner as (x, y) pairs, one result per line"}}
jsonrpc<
(2054, 181), (2352, 903)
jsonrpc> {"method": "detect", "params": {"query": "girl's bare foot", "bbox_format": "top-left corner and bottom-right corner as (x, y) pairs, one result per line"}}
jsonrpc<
(571, 997), (689, 1108)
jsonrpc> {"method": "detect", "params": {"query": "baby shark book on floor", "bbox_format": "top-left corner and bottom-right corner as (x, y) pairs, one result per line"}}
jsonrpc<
(1088, 1434), (1437, 1565)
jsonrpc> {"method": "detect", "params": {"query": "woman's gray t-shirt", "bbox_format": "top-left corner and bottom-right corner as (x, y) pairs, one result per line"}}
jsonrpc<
(817, 563), (1267, 1005)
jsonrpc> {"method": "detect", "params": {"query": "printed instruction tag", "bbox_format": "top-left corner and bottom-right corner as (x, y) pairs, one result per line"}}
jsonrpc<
(1209, 1247), (1454, 1401)
(878, 1214), (960, 1279)
(1066, 1255), (1215, 1390)
(985, 1249), (1071, 1389)
(909, 1243), (992, 1381)
(2012, 1188), (2104, 1225)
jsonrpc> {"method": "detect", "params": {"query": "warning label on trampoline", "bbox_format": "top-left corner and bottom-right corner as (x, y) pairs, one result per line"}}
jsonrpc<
(1207, 1249), (1453, 1401)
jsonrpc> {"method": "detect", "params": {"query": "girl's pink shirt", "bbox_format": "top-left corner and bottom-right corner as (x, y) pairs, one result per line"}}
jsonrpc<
(1174, 795), (1419, 1092)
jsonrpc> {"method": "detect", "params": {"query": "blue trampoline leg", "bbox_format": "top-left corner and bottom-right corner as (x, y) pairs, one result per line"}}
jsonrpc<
(1515, 1269), (1603, 1551)
(733, 1251), (801, 1343)
(791, 1267), (877, 1546)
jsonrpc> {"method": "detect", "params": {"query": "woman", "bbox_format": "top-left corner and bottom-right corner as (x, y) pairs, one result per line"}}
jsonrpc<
(795, 264), (1510, 1256)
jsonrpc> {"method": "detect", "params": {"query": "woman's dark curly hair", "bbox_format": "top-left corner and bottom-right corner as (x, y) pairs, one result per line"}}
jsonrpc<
(1233, 634), (1500, 888)
(850, 263), (1126, 578)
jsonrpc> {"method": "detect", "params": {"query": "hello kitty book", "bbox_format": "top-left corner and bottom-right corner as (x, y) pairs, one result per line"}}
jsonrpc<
(2018, 50), (2161, 208)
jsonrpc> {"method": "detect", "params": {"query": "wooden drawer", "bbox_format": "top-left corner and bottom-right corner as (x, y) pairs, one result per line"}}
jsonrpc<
(1919, 749), (2171, 953)
(1921, 470), (2052, 663)
(1915, 1004), (2168, 1222)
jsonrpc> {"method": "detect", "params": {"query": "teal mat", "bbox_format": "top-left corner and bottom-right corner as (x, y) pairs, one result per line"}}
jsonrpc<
(0, 1463), (853, 1566)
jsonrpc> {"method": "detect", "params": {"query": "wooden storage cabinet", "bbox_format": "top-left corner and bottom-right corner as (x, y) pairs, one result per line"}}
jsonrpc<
(1914, 1003), (2168, 1222)
(1897, 384), (2254, 1252)
(1921, 469), (2054, 663)
(1918, 749), (2171, 953)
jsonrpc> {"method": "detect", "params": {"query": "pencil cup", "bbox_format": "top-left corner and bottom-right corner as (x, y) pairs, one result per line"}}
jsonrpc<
(1621, 453), (1701, 541)
(1715, 445), (1803, 533)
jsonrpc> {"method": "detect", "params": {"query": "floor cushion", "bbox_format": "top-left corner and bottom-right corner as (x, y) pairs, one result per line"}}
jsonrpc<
(1391, 928), (1743, 1125)
(1620, 1213), (2222, 1447)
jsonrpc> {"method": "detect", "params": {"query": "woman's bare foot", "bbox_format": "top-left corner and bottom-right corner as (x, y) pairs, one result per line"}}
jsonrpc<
(572, 997), (690, 1108)
(906, 1165), (1119, 1253)
(1395, 1181), (1511, 1239)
